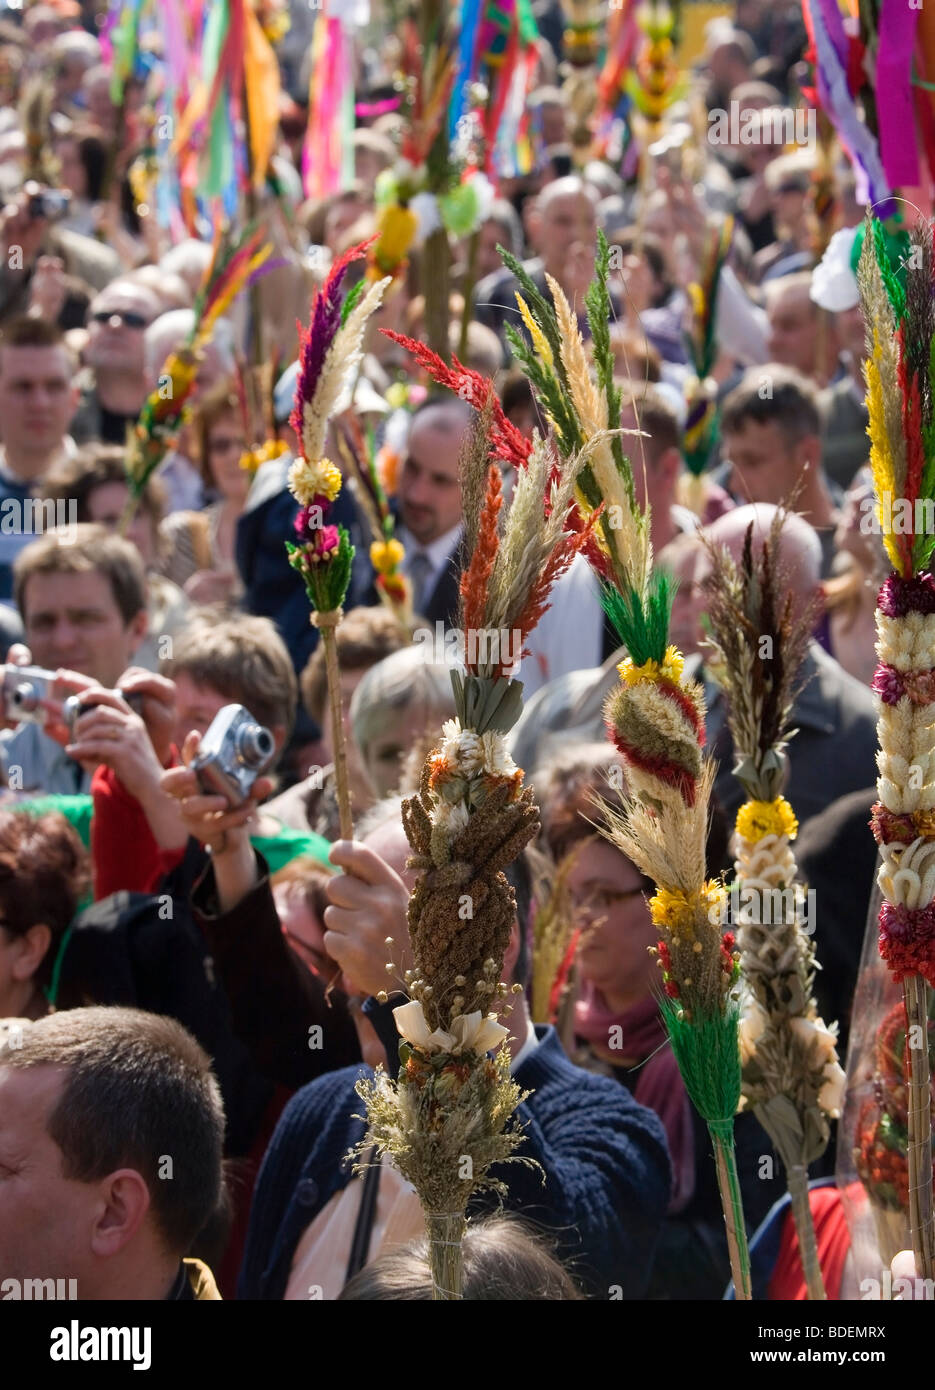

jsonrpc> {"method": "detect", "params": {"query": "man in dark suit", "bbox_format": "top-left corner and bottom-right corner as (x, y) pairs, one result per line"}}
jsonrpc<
(393, 395), (474, 630)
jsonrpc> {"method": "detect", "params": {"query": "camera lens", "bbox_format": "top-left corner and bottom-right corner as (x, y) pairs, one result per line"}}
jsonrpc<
(235, 722), (274, 768)
(62, 695), (83, 733)
(12, 681), (40, 714)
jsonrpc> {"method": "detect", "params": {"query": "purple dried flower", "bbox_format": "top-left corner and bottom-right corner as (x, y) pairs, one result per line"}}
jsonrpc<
(872, 663), (904, 704)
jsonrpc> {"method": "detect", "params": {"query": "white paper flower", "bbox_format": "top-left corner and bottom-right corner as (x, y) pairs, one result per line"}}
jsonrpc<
(411, 191), (441, 242)
(818, 1061), (847, 1118)
(739, 998), (769, 1065)
(393, 1000), (508, 1056)
(789, 1014), (839, 1067)
(434, 799), (470, 837)
(469, 171), (496, 224)
(439, 718), (482, 774)
(478, 730), (518, 779)
(810, 225), (860, 312)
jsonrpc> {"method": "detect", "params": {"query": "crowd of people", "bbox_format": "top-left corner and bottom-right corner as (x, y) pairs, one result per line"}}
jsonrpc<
(0, 0), (920, 1304)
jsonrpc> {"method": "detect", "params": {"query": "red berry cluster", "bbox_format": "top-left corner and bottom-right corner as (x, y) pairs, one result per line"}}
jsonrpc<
(656, 940), (680, 998)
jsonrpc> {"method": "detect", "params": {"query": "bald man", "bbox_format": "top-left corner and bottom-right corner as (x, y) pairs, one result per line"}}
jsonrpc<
(510, 503), (877, 827)
(391, 396), (474, 629)
(473, 176), (620, 348)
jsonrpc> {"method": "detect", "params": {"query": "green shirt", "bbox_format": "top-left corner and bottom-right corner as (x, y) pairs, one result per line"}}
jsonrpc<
(16, 795), (332, 876)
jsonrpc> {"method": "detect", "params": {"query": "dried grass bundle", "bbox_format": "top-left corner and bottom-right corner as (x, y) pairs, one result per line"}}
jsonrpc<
(702, 514), (842, 1299)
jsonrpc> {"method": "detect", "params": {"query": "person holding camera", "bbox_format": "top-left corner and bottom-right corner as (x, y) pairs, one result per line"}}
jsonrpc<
(0, 526), (148, 796)
(0, 183), (120, 327)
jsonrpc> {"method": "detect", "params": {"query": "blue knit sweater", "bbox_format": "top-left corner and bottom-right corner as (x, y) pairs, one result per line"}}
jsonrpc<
(238, 1025), (671, 1300)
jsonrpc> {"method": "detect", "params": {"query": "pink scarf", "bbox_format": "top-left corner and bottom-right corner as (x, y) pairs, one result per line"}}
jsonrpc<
(575, 985), (696, 1212)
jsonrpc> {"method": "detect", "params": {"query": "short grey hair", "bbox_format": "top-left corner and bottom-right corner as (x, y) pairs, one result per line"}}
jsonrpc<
(350, 646), (457, 753)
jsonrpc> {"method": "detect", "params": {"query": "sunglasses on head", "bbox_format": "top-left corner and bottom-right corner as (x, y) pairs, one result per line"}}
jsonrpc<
(91, 309), (149, 329)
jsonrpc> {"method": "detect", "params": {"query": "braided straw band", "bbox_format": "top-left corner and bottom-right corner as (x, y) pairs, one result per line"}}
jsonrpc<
(311, 608), (344, 629)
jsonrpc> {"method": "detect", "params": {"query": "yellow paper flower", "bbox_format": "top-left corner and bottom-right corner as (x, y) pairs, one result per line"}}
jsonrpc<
(649, 885), (696, 934)
(618, 644), (685, 688)
(370, 537), (405, 574)
(735, 797), (798, 844)
(239, 439), (289, 474)
(287, 455), (342, 506)
(385, 382), (409, 411)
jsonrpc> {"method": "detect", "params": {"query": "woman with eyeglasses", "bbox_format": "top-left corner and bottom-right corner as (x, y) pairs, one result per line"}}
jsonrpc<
(534, 741), (776, 1297)
(158, 382), (250, 608)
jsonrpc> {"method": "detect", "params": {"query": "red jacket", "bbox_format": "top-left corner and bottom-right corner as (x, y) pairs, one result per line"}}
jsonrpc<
(90, 763), (185, 899)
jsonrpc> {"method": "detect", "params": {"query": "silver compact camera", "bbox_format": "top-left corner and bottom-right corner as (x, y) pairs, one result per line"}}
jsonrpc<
(190, 704), (275, 807)
(1, 664), (58, 724)
(62, 689), (144, 739)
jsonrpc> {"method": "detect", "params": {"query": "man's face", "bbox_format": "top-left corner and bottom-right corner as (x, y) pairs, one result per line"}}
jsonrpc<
(171, 673), (231, 745)
(85, 284), (158, 376)
(0, 345), (76, 458)
(535, 192), (597, 274)
(837, 303), (866, 364)
(84, 72), (115, 130)
(723, 420), (809, 508)
(477, 219), (510, 280)
(539, 102), (567, 147)
(396, 411), (467, 545)
(767, 285), (817, 377)
(0, 1064), (91, 1284)
(622, 403), (677, 517)
(23, 570), (144, 688)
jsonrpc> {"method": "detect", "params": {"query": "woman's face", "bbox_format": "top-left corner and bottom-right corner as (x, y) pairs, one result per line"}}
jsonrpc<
(363, 703), (431, 798)
(565, 838), (657, 1003)
(206, 414), (249, 502)
(86, 480), (156, 569)
(273, 881), (329, 978)
(55, 139), (87, 199)
(0, 924), (44, 1019)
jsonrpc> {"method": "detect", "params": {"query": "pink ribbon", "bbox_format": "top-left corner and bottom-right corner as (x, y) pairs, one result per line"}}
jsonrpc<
(877, 0), (920, 188)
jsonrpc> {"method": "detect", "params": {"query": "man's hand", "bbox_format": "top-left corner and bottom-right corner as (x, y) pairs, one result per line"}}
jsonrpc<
(27, 254), (67, 322)
(323, 840), (412, 998)
(2, 644), (97, 741)
(183, 567), (238, 605)
(65, 688), (165, 800)
(115, 667), (177, 766)
(0, 193), (46, 277)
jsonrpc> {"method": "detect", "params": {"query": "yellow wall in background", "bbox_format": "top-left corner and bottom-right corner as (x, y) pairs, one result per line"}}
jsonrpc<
(677, 2), (733, 65)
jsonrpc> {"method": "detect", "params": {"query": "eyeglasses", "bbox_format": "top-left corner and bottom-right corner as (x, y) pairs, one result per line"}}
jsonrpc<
(90, 309), (149, 329)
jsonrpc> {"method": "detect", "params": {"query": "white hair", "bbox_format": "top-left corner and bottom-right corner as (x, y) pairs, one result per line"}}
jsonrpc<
(143, 310), (235, 386)
(158, 239), (214, 295)
(350, 646), (456, 753)
(53, 31), (100, 65)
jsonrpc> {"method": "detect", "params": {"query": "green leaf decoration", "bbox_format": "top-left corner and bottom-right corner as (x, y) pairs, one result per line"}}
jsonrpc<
(450, 670), (526, 736)
(286, 526), (355, 614)
(659, 994), (742, 1126)
(600, 570), (675, 666)
(340, 278), (366, 326)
